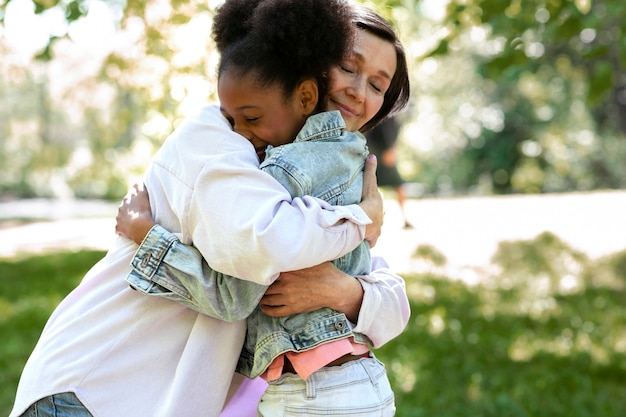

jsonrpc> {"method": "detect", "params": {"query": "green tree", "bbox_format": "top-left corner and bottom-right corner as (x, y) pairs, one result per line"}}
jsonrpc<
(2, 0), (625, 197)
(0, 0), (219, 199)
(420, 0), (626, 193)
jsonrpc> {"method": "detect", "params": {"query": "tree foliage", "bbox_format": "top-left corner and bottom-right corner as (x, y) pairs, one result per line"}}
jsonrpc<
(431, 0), (625, 127)
(0, 0), (219, 199)
(413, 0), (626, 193)
(0, 0), (625, 198)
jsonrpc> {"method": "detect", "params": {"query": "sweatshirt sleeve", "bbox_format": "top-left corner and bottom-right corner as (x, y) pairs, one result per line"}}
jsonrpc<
(352, 256), (411, 348)
(188, 148), (371, 285)
(144, 105), (372, 287)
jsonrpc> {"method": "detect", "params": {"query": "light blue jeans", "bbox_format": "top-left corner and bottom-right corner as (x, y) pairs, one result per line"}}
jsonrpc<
(18, 393), (93, 417)
(258, 356), (395, 417)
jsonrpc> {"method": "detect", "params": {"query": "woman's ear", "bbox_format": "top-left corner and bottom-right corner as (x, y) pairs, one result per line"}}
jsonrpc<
(298, 79), (319, 116)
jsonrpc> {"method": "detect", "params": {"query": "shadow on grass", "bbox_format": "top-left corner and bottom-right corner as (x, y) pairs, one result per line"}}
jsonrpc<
(378, 232), (626, 417)
(1, 233), (625, 417)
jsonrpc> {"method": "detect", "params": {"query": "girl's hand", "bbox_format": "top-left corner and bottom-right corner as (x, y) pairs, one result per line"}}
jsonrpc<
(115, 183), (155, 244)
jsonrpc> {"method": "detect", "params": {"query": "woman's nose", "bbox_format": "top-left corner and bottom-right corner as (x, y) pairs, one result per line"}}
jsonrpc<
(346, 78), (366, 102)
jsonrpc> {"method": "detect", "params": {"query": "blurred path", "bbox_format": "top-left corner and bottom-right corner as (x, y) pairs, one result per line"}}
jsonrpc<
(0, 199), (118, 258)
(1, 192), (625, 277)
(372, 190), (626, 276)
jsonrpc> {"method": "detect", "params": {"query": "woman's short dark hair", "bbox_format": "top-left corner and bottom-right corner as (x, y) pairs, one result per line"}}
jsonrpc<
(352, 5), (411, 133)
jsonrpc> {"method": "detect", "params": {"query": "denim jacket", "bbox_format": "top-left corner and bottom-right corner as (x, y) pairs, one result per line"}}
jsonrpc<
(127, 111), (372, 378)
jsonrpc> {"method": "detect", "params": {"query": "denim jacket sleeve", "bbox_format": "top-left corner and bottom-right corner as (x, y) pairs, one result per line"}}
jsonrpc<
(126, 225), (267, 322)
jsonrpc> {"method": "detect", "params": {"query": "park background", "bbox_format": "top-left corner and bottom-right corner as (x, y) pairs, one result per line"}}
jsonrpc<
(1, 0), (625, 415)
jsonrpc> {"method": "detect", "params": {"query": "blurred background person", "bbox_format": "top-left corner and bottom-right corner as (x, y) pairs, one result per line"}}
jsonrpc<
(366, 115), (413, 229)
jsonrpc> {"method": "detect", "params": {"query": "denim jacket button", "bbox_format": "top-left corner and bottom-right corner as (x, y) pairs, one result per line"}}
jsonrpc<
(140, 252), (152, 268)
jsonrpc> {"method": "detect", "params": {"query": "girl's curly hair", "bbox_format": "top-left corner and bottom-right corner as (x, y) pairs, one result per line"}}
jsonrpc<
(212, 0), (354, 107)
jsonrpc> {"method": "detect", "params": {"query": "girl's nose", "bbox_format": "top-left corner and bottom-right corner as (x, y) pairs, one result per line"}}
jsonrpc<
(232, 123), (250, 139)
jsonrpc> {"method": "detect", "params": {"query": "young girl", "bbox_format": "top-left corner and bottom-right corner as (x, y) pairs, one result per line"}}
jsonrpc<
(117, 1), (411, 416)
(9, 1), (404, 417)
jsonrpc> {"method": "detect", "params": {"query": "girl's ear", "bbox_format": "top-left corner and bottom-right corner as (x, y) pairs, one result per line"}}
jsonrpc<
(298, 79), (319, 116)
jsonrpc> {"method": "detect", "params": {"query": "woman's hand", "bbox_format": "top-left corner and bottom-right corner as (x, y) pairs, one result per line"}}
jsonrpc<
(359, 154), (383, 248)
(260, 262), (364, 322)
(115, 183), (156, 244)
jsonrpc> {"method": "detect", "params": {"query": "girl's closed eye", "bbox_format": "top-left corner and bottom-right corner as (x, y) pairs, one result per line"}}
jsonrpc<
(224, 116), (235, 129)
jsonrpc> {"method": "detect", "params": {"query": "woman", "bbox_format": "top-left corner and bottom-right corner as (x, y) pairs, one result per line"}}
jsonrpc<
(9, 2), (406, 417)
(117, 3), (411, 416)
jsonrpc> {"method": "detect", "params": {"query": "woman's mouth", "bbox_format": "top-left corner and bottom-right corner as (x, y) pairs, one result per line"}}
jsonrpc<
(331, 100), (358, 118)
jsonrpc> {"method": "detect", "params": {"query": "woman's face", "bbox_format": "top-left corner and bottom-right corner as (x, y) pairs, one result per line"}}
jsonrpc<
(325, 29), (397, 132)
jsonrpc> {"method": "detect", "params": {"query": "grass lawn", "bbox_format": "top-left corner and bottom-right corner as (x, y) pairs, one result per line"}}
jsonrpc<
(0, 250), (105, 416)
(1, 233), (625, 416)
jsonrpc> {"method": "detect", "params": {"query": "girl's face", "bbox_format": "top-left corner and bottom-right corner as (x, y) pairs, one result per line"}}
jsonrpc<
(218, 71), (310, 161)
(325, 29), (397, 132)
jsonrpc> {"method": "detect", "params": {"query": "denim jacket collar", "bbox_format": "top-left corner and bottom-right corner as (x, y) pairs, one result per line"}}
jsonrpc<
(294, 110), (346, 143)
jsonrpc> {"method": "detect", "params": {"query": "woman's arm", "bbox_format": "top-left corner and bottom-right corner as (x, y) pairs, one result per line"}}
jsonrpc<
(259, 262), (364, 322)
(185, 152), (383, 284)
(116, 163), (381, 247)
(115, 158), (384, 322)
(260, 257), (410, 348)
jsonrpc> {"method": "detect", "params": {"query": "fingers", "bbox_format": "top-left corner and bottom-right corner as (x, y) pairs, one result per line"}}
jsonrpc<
(260, 304), (292, 317)
(134, 182), (148, 197)
(361, 154), (378, 201)
(366, 235), (379, 249)
(114, 206), (131, 237)
(120, 183), (151, 212)
(364, 153), (377, 171)
(259, 293), (288, 317)
(121, 183), (147, 201)
(115, 182), (152, 241)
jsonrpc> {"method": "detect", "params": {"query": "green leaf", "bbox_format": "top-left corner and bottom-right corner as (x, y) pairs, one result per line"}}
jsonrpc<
(587, 61), (613, 105)
(575, 0), (592, 15)
(64, 0), (83, 22)
(425, 39), (449, 57)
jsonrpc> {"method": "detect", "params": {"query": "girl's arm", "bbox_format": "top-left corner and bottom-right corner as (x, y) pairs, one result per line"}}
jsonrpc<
(123, 221), (408, 343)
(125, 224), (266, 322)
(117, 183), (266, 322)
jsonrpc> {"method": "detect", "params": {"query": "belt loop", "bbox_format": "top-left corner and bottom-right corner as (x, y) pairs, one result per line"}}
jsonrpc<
(305, 374), (317, 400)
(361, 357), (379, 389)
